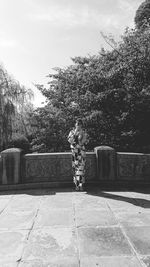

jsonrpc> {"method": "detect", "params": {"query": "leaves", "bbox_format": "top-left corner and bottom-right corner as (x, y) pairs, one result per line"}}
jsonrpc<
(135, 0), (150, 30)
(0, 65), (34, 151)
(33, 3), (150, 153)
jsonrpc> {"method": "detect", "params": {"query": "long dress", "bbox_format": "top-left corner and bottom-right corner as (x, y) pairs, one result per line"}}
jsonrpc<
(68, 128), (88, 187)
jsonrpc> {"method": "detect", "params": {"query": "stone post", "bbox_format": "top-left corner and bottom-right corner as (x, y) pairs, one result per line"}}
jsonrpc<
(1, 148), (22, 185)
(94, 146), (117, 181)
(0, 155), (2, 184)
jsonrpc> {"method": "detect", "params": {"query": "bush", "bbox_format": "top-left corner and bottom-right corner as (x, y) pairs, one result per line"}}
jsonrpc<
(9, 135), (31, 154)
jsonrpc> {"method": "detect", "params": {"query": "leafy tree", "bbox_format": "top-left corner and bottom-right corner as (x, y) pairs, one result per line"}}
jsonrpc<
(31, 1), (150, 153)
(134, 0), (150, 30)
(30, 104), (69, 152)
(34, 24), (150, 153)
(0, 64), (34, 151)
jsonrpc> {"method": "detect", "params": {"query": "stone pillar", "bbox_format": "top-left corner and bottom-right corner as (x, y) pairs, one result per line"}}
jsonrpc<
(1, 148), (22, 185)
(0, 155), (2, 184)
(94, 146), (117, 181)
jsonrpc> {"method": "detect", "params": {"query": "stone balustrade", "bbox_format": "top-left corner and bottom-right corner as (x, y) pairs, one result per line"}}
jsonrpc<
(0, 146), (150, 188)
(0, 155), (2, 184)
(23, 152), (96, 186)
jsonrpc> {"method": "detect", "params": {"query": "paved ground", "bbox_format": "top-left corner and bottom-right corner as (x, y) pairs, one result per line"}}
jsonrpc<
(0, 187), (150, 266)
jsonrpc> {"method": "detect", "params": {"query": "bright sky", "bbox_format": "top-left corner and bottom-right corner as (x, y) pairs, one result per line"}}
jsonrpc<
(0, 0), (143, 107)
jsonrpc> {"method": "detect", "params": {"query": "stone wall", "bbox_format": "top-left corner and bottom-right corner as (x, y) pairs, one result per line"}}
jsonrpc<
(117, 152), (150, 182)
(23, 152), (97, 184)
(0, 147), (150, 188)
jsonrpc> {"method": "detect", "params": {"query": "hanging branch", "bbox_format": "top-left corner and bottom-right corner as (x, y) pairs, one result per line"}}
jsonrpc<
(100, 30), (143, 57)
(100, 31), (123, 56)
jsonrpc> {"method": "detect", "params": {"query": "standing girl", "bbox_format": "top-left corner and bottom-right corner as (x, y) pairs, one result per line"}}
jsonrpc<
(68, 119), (88, 191)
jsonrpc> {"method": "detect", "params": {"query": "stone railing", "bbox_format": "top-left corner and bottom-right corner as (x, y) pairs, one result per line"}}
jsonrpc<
(0, 146), (150, 188)
(23, 152), (96, 186)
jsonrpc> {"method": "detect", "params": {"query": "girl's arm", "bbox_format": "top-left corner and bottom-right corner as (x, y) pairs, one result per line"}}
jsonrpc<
(68, 130), (76, 144)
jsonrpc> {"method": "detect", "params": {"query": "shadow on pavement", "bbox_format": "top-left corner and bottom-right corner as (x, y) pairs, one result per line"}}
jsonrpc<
(0, 186), (150, 209)
(86, 189), (150, 209)
(0, 187), (75, 196)
(0, 189), (56, 196)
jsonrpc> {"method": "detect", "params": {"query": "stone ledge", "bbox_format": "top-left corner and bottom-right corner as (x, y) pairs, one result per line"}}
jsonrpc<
(0, 180), (150, 192)
(1, 147), (150, 187)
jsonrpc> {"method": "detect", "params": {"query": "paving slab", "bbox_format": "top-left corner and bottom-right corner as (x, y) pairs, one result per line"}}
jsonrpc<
(22, 227), (78, 261)
(74, 195), (108, 210)
(106, 198), (144, 212)
(40, 195), (73, 209)
(78, 226), (133, 257)
(102, 191), (135, 197)
(0, 263), (19, 267)
(76, 209), (117, 227)
(124, 226), (150, 255)
(116, 211), (150, 227)
(140, 255), (150, 267)
(33, 208), (75, 228)
(130, 192), (150, 200)
(80, 256), (142, 267)
(0, 230), (28, 262)
(0, 210), (36, 230)
(88, 191), (137, 201)
(0, 193), (14, 199)
(6, 197), (40, 211)
(13, 189), (55, 196)
(105, 191), (150, 209)
(0, 198), (10, 213)
(19, 257), (79, 267)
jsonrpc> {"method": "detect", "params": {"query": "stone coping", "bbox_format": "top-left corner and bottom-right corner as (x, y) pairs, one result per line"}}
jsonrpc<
(24, 151), (95, 156)
(117, 152), (150, 156)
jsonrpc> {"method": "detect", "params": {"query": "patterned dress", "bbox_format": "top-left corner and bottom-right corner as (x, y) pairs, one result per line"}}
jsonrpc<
(68, 128), (88, 187)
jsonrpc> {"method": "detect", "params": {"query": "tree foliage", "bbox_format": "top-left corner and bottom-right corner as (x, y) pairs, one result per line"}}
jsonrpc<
(0, 64), (34, 151)
(33, 22), (150, 153)
(134, 0), (150, 30)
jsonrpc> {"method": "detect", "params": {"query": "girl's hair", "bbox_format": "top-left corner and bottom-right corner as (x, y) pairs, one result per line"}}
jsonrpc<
(76, 118), (83, 126)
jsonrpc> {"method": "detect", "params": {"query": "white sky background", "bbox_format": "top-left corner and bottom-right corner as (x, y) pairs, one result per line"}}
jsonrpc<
(0, 0), (143, 107)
